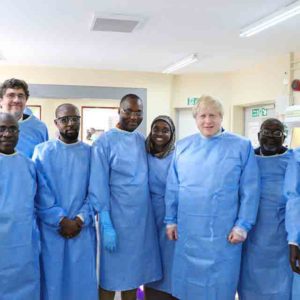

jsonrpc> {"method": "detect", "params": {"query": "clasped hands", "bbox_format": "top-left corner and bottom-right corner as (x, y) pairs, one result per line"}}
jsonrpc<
(59, 217), (83, 239)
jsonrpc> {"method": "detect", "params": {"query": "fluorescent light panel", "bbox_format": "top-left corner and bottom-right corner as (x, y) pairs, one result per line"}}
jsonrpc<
(163, 54), (198, 73)
(240, 0), (300, 37)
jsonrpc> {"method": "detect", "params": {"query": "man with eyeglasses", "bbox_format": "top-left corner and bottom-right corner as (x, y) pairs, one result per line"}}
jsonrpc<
(32, 104), (97, 300)
(89, 94), (161, 300)
(0, 78), (48, 158)
(239, 118), (295, 299)
(0, 112), (40, 299)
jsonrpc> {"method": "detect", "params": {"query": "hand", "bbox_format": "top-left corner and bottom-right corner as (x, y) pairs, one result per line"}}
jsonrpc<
(102, 227), (117, 252)
(100, 211), (117, 252)
(228, 229), (245, 244)
(74, 216), (84, 228)
(289, 244), (300, 274)
(59, 217), (81, 239)
(166, 225), (178, 240)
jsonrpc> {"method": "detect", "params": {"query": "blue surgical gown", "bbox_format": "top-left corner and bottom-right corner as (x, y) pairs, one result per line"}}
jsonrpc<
(18, 114), (48, 158)
(146, 152), (175, 294)
(89, 128), (162, 291)
(284, 149), (300, 299)
(0, 152), (40, 300)
(33, 139), (97, 300)
(238, 150), (293, 300)
(165, 132), (260, 300)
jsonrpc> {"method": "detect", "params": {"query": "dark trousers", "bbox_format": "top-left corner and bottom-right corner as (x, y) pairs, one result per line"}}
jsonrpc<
(144, 287), (178, 300)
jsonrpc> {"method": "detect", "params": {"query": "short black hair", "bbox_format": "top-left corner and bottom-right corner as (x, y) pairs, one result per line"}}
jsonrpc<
(260, 118), (284, 131)
(55, 103), (79, 118)
(120, 94), (142, 106)
(0, 78), (30, 98)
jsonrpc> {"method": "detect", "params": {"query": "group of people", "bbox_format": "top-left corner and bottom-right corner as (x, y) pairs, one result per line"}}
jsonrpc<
(1, 78), (300, 300)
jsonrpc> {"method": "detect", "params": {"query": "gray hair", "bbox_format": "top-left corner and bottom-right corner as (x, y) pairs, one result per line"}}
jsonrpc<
(192, 95), (224, 118)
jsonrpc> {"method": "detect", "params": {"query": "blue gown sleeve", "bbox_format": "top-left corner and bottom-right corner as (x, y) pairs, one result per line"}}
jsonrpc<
(32, 147), (67, 227)
(284, 152), (300, 244)
(75, 146), (95, 226)
(77, 200), (94, 226)
(44, 127), (49, 141)
(164, 151), (179, 225)
(235, 141), (260, 232)
(88, 136), (111, 213)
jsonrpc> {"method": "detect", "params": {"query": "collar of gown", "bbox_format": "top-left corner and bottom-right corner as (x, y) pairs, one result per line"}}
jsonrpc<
(199, 128), (224, 140)
(113, 126), (136, 135)
(57, 138), (81, 147)
(18, 114), (33, 124)
(0, 151), (18, 157)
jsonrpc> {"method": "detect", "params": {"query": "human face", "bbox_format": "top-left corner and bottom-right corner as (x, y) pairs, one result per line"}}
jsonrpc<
(55, 106), (80, 144)
(0, 117), (19, 154)
(151, 120), (172, 151)
(0, 88), (28, 120)
(258, 122), (285, 155)
(118, 98), (143, 132)
(195, 104), (222, 137)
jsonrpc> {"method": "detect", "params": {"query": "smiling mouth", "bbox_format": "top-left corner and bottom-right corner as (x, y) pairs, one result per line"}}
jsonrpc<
(0, 140), (14, 145)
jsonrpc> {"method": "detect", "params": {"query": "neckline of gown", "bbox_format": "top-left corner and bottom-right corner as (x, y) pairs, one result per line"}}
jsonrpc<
(256, 149), (290, 159)
(57, 138), (81, 148)
(112, 127), (137, 135)
(0, 151), (18, 157)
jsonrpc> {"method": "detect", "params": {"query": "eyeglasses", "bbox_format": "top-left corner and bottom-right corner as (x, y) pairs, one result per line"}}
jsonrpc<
(260, 129), (284, 138)
(4, 93), (27, 101)
(120, 108), (143, 117)
(56, 116), (81, 125)
(0, 126), (19, 134)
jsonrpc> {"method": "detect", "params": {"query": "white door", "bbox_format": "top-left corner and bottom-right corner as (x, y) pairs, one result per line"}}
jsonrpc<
(176, 108), (199, 140)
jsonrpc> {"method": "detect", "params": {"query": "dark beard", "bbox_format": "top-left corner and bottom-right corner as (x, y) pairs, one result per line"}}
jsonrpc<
(60, 130), (79, 142)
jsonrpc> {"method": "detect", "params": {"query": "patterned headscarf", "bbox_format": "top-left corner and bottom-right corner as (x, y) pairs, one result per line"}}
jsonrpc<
(146, 115), (175, 158)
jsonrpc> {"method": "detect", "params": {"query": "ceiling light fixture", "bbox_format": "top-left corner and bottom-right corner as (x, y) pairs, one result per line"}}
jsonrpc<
(162, 54), (198, 73)
(91, 13), (144, 33)
(240, 0), (300, 38)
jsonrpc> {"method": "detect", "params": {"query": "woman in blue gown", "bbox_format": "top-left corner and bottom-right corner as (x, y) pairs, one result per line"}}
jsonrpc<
(144, 115), (177, 300)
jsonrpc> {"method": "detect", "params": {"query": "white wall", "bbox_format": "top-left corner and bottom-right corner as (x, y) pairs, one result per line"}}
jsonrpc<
(0, 66), (174, 133)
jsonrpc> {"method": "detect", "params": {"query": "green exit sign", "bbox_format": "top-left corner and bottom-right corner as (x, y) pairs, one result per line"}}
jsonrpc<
(252, 108), (268, 118)
(187, 97), (200, 106)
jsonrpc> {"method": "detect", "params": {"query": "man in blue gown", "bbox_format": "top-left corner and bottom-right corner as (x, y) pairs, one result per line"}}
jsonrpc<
(89, 94), (162, 300)
(239, 118), (293, 300)
(33, 104), (97, 300)
(0, 112), (40, 300)
(0, 78), (48, 158)
(284, 145), (300, 299)
(165, 95), (260, 300)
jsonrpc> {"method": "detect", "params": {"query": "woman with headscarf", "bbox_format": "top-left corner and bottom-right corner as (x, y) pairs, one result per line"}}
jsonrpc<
(144, 115), (177, 300)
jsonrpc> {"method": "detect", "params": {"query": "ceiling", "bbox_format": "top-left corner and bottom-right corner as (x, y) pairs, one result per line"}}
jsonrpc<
(0, 0), (299, 73)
